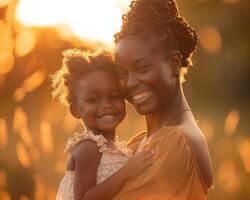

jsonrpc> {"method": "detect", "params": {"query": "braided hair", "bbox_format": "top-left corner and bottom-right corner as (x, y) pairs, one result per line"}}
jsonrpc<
(115, 0), (197, 72)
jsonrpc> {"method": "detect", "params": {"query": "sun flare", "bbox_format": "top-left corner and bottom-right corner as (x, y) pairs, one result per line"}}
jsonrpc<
(15, 0), (130, 45)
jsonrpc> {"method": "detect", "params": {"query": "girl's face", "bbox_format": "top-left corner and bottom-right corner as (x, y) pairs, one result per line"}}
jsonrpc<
(73, 69), (125, 132)
(115, 35), (179, 115)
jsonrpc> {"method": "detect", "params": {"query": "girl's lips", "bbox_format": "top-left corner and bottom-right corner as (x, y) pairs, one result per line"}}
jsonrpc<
(98, 114), (116, 120)
(97, 114), (119, 123)
(97, 111), (117, 117)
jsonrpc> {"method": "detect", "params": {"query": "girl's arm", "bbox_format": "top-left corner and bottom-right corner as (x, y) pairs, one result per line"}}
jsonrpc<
(73, 140), (154, 200)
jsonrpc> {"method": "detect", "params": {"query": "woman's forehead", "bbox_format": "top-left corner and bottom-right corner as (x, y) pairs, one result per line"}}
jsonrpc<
(115, 36), (165, 65)
(116, 36), (159, 59)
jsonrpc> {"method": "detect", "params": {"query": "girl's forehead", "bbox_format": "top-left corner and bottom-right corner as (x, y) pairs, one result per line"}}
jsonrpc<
(76, 70), (118, 91)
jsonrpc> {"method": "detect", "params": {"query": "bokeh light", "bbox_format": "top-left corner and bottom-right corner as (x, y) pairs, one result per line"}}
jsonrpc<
(13, 70), (46, 101)
(15, 0), (130, 45)
(237, 138), (250, 173)
(13, 107), (33, 147)
(0, 21), (14, 75)
(199, 25), (222, 53)
(224, 109), (240, 136)
(0, 0), (12, 8)
(16, 142), (31, 168)
(217, 160), (241, 193)
(40, 120), (53, 154)
(0, 119), (8, 149)
(15, 30), (37, 57)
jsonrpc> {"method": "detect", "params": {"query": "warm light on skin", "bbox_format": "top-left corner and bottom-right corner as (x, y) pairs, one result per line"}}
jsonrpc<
(15, 0), (130, 45)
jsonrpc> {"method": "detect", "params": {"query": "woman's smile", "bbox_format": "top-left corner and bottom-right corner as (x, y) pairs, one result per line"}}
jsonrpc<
(130, 90), (153, 105)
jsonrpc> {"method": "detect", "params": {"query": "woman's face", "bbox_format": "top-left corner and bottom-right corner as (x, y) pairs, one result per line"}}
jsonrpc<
(115, 35), (179, 115)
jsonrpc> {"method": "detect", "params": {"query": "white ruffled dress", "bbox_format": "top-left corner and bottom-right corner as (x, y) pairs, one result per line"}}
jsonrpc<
(56, 131), (132, 200)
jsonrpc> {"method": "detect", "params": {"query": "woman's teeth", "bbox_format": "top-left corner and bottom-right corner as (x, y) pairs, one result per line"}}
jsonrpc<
(132, 91), (151, 103)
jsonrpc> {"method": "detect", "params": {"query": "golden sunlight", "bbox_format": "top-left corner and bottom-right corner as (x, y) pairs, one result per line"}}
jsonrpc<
(199, 25), (222, 53)
(16, 141), (31, 168)
(224, 109), (240, 136)
(40, 120), (54, 154)
(15, 0), (130, 45)
(0, 118), (8, 149)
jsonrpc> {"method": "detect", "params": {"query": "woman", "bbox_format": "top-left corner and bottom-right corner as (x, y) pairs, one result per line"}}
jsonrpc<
(113, 0), (213, 199)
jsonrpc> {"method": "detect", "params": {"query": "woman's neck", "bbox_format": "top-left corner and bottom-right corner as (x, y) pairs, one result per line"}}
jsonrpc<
(145, 83), (190, 137)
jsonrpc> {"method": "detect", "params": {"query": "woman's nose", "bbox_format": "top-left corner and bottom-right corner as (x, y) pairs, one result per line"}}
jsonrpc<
(126, 73), (139, 90)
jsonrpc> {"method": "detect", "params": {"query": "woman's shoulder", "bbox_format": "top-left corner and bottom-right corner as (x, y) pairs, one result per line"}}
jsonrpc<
(174, 124), (214, 189)
(156, 125), (208, 152)
(153, 125), (213, 189)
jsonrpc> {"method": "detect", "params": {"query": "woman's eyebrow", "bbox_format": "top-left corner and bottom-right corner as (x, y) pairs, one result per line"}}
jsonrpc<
(85, 91), (99, 96)
(131, 58), (150, 65)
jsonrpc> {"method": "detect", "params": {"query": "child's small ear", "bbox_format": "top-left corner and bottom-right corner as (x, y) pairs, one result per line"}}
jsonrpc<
(70, 104), (81, 119)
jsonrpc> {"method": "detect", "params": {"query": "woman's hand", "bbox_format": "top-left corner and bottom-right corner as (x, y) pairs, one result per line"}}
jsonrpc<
(121, 149), (155, 181)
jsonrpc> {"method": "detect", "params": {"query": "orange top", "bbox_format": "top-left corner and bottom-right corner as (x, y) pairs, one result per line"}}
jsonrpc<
(113, 126), (208, 200)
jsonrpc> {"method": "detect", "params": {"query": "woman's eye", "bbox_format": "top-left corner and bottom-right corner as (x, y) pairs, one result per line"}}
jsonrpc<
(87, 97), (99, 103)
(138, 65), (150, 72)
(116, 69), (127, 78)
(111, 94), (122, 100)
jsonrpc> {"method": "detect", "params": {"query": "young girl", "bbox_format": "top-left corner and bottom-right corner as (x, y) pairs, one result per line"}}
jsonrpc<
(51, 49), (154, 200)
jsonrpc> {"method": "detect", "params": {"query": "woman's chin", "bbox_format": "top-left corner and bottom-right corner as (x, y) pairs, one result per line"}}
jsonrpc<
(134, 103), (156, 115)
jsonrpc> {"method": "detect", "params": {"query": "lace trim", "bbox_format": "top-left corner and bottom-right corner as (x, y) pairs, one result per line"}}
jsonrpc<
(64, 131), (132, 156)
(64, 131), (108, 153)
(113, 136), (132, 157)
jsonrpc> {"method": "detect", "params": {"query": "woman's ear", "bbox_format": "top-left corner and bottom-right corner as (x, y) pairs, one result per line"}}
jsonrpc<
(170, 51), (182, 77)
(70, 104), (81, 119)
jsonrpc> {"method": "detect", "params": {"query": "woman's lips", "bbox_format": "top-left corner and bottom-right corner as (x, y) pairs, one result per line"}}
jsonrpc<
(130, 90), (152, 105)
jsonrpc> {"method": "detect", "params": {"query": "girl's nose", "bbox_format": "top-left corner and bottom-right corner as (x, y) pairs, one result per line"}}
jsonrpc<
(100, 98), (113, 109)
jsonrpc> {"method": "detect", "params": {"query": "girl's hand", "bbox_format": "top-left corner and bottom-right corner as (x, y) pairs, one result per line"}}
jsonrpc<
(121, 149), (155, 180)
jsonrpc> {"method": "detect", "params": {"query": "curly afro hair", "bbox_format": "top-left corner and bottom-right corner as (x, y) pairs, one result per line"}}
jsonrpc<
(51, 49), (117, 107)
(114, 0), (198, 72)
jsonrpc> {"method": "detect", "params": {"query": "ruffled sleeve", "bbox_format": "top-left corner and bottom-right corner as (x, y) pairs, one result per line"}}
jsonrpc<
(64, 131), (108, 154)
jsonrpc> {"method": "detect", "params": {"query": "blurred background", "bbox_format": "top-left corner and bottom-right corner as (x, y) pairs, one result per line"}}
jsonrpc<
(0, 0), (249, 199)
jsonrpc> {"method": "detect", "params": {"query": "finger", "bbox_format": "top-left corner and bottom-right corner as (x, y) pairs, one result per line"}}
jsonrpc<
(141, 159), (154, 169)
(142, 152), (155, 161)
(139, 149), (152, 155)
(136, 150), (151, 159)
(140, 154), (155, 165)
(143, 149), (155, 158)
